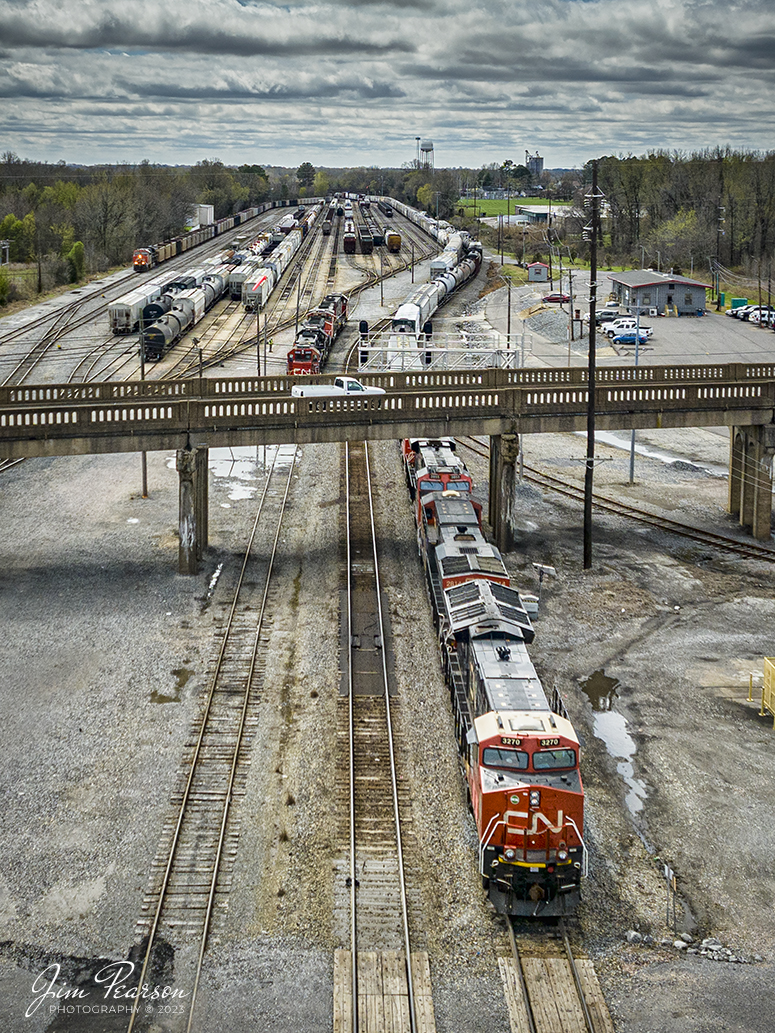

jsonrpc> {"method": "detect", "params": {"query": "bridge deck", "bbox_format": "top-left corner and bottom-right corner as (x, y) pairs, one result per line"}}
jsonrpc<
(0, 363), (773, 459)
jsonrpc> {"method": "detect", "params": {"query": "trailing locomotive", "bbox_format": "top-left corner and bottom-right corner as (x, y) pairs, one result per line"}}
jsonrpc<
(404, 438), (586, 916)
(286, 293), (348, 374)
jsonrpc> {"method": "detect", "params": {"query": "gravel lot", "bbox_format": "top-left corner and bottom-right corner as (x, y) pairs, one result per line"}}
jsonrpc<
(1, 266), (774, 1032)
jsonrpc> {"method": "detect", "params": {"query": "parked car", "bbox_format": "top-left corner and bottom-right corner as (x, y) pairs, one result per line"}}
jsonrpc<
(726, 305), (756, 319)
(745, 306), (775, 323)
(542, 292), (570, 304)
(587, 306), (623, 324)
(612, 330), (650, 345)
(601, 318), (653, 338)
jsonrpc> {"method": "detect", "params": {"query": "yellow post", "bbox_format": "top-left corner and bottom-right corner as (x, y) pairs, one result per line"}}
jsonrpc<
(762, 659), (775, 728)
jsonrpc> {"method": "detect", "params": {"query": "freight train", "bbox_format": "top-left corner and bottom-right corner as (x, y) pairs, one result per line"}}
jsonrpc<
(130, 198), (322, 272)
(403, 437), (586, 916)
(286, 293), (348, 374)
(141, 266), (230, 361)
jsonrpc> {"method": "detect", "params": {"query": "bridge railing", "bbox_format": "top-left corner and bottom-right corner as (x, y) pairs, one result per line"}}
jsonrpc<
(4, 362), (775, 411)
(0, 363), (773, 453)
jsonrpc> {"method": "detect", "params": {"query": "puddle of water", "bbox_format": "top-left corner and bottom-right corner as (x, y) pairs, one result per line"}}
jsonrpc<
(578, 430), (728, 478)
(581, 668), (620, 711)
(166, 445), (297, 502)
(580, 669), (647, 815)
(150, 667), (194, 704)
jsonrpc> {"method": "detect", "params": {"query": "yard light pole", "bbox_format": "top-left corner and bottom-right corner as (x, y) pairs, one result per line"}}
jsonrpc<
(583, 161), (602, 570)
(629, 292), (642, 484)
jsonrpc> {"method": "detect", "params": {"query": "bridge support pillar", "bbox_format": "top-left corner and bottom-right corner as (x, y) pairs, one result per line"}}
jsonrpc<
(489, 432), (520, 553)
(729, 426), (775, 540)
(177, 444), (209, 574)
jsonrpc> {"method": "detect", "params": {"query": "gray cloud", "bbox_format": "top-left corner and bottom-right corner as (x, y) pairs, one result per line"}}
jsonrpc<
(1, 0), (774, 166)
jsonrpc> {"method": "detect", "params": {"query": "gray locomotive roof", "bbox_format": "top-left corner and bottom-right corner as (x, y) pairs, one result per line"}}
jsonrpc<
(431, 494), (480, 526)
(472, 637), (549, 713)
(444, 579), (535, 644)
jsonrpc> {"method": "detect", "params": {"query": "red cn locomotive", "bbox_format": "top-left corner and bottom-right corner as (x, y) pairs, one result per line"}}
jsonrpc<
(406, 437), (586, 916)
(286, 294), (348, 375)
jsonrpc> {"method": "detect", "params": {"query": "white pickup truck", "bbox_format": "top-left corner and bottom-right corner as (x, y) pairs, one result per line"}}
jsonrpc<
(601, 318), (653, 339)
(290, 375), (386, 398)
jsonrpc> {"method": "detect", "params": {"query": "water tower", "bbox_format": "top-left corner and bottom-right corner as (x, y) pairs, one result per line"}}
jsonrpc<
(420, 140), (434, 169)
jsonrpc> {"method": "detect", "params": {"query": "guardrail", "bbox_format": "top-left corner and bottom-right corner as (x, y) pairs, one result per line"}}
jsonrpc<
(0, 363), (773, 459)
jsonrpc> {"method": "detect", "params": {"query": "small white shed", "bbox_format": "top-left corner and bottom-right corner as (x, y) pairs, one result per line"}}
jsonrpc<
(527, 262), (549, 283)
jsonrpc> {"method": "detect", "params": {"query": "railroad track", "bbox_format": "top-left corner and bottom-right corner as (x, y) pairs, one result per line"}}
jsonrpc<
(128, 446), (297, 1033)
(335, 440), (432, 1033)
(501, 918), (614, 1033)
(459, 437), (775, 564)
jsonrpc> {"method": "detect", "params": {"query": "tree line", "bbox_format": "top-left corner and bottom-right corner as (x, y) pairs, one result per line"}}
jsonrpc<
(586, 149), (775, 275)
(1, 148), (774, 302)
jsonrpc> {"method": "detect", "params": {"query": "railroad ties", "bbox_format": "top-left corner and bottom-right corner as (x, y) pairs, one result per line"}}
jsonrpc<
(501, 921), (616, 1033)
(334, 949), (436, 1033)
(334, 440), (437, 1033)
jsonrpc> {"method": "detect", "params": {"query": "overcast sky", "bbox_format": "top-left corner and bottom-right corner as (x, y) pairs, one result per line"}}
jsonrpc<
(1, 0), (774, 170)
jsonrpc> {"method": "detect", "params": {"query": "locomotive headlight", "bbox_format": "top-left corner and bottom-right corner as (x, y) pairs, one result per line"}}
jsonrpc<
(558, 841), (569, 862)
(504, 848), (516, 861)
(529, 790), (541, 808)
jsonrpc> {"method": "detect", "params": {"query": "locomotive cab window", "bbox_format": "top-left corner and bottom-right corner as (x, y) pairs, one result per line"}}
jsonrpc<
(482, 747), (529, 770)
(419, 480), (445, 493)
(448, 480), (471, 491)
(532, 748), (576, 770)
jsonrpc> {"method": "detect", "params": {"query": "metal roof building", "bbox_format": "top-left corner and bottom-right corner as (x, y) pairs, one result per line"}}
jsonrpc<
(608, 270), (711, 316)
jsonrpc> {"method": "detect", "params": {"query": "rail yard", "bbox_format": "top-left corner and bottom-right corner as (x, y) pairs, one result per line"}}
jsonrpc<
(0, 198), (774, 1033)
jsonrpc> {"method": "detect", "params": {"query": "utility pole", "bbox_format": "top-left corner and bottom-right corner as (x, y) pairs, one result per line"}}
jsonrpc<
(259, 301), (266, 376)
(583, 160), (601, 570)
(629, 291), (642, 484)
(139, 321), (148, 498)
(567, 270), (574, 361)
(506, 277), (511, 346)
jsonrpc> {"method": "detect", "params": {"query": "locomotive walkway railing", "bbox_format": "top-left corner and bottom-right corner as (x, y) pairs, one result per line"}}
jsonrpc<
(0, 362), (773, 459)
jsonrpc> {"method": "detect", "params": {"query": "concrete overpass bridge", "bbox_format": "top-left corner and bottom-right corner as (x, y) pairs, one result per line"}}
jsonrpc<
(2, 362), (774, 570)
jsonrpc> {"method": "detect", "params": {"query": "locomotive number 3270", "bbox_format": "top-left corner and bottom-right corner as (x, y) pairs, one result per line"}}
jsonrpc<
(539, 738), (560, 747)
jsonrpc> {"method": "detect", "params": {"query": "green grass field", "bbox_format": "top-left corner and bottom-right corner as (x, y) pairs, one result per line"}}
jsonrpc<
(457, 197), (571, 216)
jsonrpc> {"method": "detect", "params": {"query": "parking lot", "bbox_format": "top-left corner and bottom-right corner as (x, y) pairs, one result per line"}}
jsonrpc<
(484, 267), (775, 370)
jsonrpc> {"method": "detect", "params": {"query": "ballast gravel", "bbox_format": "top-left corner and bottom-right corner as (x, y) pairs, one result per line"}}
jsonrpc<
(1, 276), (774, 1032)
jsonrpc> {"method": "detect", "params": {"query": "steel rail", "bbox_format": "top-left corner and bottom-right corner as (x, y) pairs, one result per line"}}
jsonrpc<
(126, 446), (296, 1033)
(344, 441), (417, 1033)
(560, 918), (596, 1033)
(345, 440), (358, 1033)
(364, 439), (417, 1033)
(506, 918), (538, 1033)
(185, 450), (296, 1033)
(458, 438), (775, 564)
